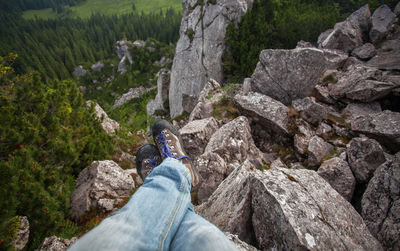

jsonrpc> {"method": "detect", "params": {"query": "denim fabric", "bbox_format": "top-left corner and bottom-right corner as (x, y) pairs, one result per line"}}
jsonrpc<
(68, 158), (237, 251)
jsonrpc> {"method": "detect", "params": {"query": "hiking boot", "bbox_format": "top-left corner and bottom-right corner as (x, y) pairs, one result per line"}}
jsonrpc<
(152, 120), (201, 188)
(136, 144), (162, 181)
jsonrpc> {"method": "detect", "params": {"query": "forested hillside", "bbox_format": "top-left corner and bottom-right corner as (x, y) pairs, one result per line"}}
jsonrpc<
(0, 0), (85, 11)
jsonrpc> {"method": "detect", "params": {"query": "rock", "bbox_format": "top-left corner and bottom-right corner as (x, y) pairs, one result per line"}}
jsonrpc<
(117, 55), (128, 74)
(250, 47), (347, 105)
(242, 78), (252, 95)
(113, 86), (153, 108)
(294, 120), (315, 155)
(343, 56), (365, 70)
(179, 117), (220, 157)
(116, 40), (133, 63)
(329, 65), (398, 103)
(361, 152), (400, 250)
(226, 233), (259, 251)
(73, 65), (87, 78)
(351, 43), (377, 60)
(147, 69), (171, 116)
(317, 157), (356, 201)
(189, 79), (224, 121)
(132, 40), (146, 48)
(234, 92), (289, 135)
(346, 137), (386, 183)
(316, 122), (333, 137)
(307, 136), (334, 168)
(342, 102), (382, 121)
(318, 5), (370, 52)
(70, 160), (135, 221)
(369, 5), (396, 43)
(311, 84), (336, 104)
(296, 40), (315, 48)
(87, 101), (120, 135)
(91, 62), (104, 72)
(351, 110), (400, 152)
(196, 161), (255, 245)
(37, 236), (77, 251)
(11, 216), (29, 250)
(395, 2), (400, 16)
(195, 116), (265, 203)
(169, 0), (254, 117)
(251, 167), (382, 251)
(292, 97), (330, 125)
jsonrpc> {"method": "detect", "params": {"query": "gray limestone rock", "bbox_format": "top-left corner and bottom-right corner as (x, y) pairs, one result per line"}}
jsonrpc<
(351, 43), (377, 60)
(294, 120), (315, 155)
(117, 55), (128, 74)
(369, 5), (396, 43)
(133, 40), (146, 48)
(87, 101), (120, 135)
(251, 167), (382, 251)
(169, 0), (254, 117)
(147, 69), (171, 116)
(342, 102), (382, 121)
(292, 97), (330, 125)
(179, 117), (220, 157)
(196, 161), (255, 245)
(346, 137), (386, 183)
(234, 92), (289, 135)
(316, 122), (333, 137)
(361, 152), (400, 251)
(116, 40), (133, 63)
(195, 116), (265, 203)
(226, 233), (259, 251)
(318, 5), (370, 52)
(296, 40), (315, 48)
(70, 160), (135, 221)
(395, 2), (400, 16)
(343, 56), (365, 70)
(351, 110), (400, 152)
(329, 65), (398, 103)
(307, 136), (334, 168)
(189, 79), (224, 121)
(91, 62), (104, 72)
(73, 65), (87, 78)
(250, 47), (347, 105)
(38, 236), (77, 251)
(114, 86), (154, 108)
(11, 216), (29, 250)
(317, 157), (356, 201)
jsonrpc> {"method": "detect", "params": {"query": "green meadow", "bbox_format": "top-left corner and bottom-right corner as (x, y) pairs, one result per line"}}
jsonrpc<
(23, 0), (182, 19)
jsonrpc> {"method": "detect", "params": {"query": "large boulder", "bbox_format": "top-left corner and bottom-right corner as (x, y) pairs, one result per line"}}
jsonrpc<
(234, 92), (289, 135)
(70, 160), (135, 221)
(250, 47), (347, 105)
(351, 43), (377, 60)
(37, 236), (77, 251)
(369, 5), (397, 43)
(189, 79), (224, 121)
(307, 136), (334, 168)
(91, 62), (104, 72)
(294, 120), (315, 155)
(196, 160), (255, 245)
(251, 167), (382, 250)
(317, 157), (356, 201)
(329, 65), (398, 103)
(318, 5), (370, 52)
(87, 101), (120, 135)
(116, 40), (133, 63)
(169, 0), (254, 117)
(346, 137), (386, 183)
(361, 152), (400, 250)
(351, 110), (400, 152)
(179, 117), (220, 157)
(226, 233), (259, 251)
(11, 216), (29, 250)
(147, 69), (171, 116)
(73, 65), (87, 78)
(342, 102), (382, 121)
(195, 116), (265, 203)
(114, 86), (153, 108)
(292, 97), (330, 126)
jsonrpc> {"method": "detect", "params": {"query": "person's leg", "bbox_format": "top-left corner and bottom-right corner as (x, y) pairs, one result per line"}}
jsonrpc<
(68, 158), (192, 251)
(170, 205), (238, 251)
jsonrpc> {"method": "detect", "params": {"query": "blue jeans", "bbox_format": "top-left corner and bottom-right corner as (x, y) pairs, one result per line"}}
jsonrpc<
(68, 158), (237, 251)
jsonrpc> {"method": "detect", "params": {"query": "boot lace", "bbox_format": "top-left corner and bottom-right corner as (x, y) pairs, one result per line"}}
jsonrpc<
(157, 132), (190, 160)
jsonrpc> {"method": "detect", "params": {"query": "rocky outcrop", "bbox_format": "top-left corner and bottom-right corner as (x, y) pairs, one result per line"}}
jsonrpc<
(369, 5), (396, 43)
(250, 47), (347, 105)
(169, 0), (254, 117)
(307, 135), (334, 168)
(351, 110), (400, 152)
(116, 40), (133, 63)
(195, 116), (265, 203)
(362, 152), (400, 251)
(73, 65), (87, 78)
(87, 101), (120, 134)
(346, 137), (386, 184)
(147, 69), (170, 116)
(91, 62), (104, 72)
(317, 157), (356, 201)
(179, 117), (220, 157)
(197, 161), (255, 244)
(251, 167), (382, 251)
(351, 43), (377, 60)
(113, 86), (153, 108)
(189, 79), (224, 122)
(292, 97), (330, 126)
(234, 92), (289, 135)
(70, 160), (135, 221)
(37, 236), (77, 251)
(342, 102), (382, 121)
(11, 216), (29, 250)
(318, 5), (370, 52)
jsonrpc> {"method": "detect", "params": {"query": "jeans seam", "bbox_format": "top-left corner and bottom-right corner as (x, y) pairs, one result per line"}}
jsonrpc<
(158, 169), (189, 251)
